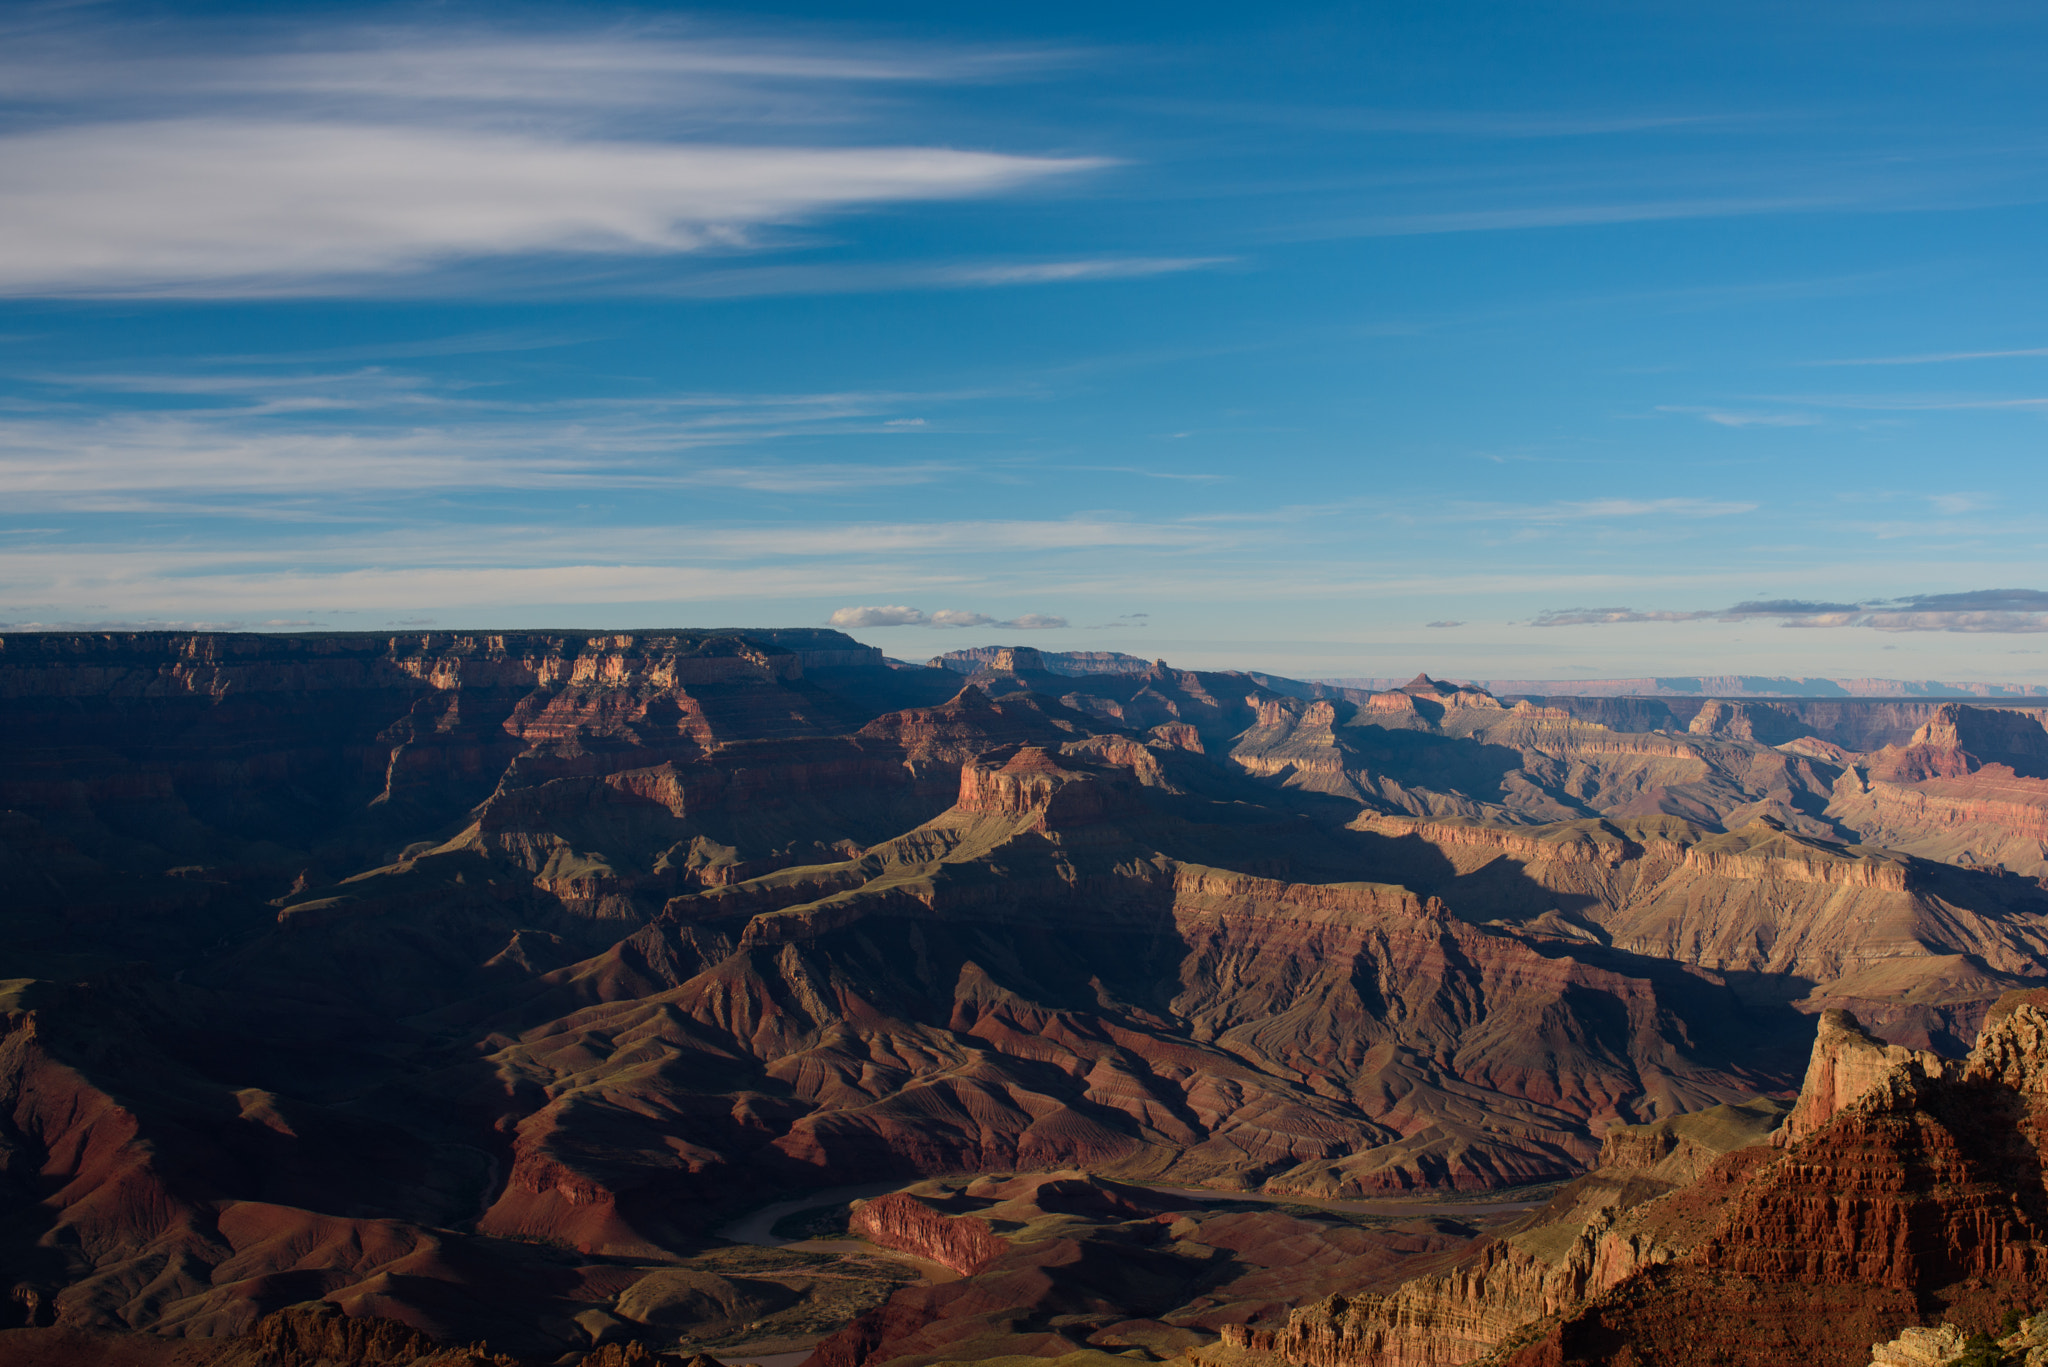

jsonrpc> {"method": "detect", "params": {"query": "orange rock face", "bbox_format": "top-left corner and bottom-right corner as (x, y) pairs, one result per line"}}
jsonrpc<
(848, 1194), (1007, 1275)
(1225, 996), (2048, 1367)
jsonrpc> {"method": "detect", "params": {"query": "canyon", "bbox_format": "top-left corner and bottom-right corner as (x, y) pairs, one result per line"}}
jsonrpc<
(8, 632), (2048, 1366)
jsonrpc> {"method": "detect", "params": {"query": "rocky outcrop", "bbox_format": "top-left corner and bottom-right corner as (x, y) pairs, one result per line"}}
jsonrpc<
(1869, 704), (2048, 783)
(1778, 1009), (1946, 1143)
(1866, 1324), (1967, 1367)
(955, 746), (1139, 829)
(1831, 705), (2048, 875)
(848, 1194), (1007, 1275)
(1679, 819), (1910, 890)
(1216, 1099), (1789, 1367)
(201, 1301), (517, 1366)
(1485, 996), (2048, 1366)
(931, 648), (1153, 677)
(1686, 699), (1814, 746)
(1220, 996), (2048, 1367)
(1830, 768), (2048, 877)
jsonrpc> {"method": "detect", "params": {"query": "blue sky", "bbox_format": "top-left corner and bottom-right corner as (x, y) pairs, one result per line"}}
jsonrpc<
(4, 0), (2048, 681)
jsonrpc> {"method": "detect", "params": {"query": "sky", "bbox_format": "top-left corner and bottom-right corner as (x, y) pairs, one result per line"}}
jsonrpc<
(4, 0), (2048, 682)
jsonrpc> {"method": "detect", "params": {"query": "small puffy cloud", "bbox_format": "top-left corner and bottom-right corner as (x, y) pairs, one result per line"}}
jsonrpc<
(1532, 588), (2048, 633)
(1424, 620), (1465, 629)
(829, 605), (1065, 629)
(829, 604), (932, 627)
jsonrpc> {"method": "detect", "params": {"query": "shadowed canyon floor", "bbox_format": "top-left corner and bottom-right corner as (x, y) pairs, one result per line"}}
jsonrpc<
(9, 633), (2048, 1363)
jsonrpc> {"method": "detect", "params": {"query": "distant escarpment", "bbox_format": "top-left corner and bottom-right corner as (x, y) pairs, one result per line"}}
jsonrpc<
(8, 633), (2048, 1362)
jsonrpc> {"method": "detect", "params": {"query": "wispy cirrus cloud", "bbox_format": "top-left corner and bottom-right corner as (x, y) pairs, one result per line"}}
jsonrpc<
(0, 362), (1015, 506)
(0, 406), (963, 505)
(1461, 496), (1759, 522)
(1804, 346), (2048, 366)
(634, 255), (1226, 300)
(0, 123), (1103, 296)
(1657, 404), (1820, 427)
(1338, 194), (1842, 238)
(0, 22), (1108, 295)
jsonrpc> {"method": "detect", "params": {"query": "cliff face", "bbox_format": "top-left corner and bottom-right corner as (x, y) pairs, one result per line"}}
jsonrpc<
(848, 1194), (1007, 1275)
(13, 633), (2048, 1363)
(1822, 705), (2048, 876)
(1219, 999), (2048, 1367)
(1216, 1097), (1791, 1367)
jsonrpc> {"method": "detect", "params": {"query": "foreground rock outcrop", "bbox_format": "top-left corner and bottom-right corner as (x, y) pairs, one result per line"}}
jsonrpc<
(1211, 995), (2048, 1367)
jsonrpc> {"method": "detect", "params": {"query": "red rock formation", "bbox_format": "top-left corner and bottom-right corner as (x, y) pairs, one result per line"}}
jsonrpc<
(1223, 995), (2048, 1367)
(201, 1301), (517, 1366)
(808, 1173), (1488, 1367)
(848, 1194), (1007, 1275)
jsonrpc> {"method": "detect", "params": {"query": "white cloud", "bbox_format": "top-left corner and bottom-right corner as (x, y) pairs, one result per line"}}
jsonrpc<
(0, 121), (1103, 294)
(831, 605), (935, 627)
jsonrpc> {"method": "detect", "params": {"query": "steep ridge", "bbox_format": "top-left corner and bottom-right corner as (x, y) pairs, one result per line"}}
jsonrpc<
(1211, 996), (2048, 1367)
(1214, 1097), (1791, 1367)
(457, 735), (1809, 1270)
(1825, 704), (2048, 876)
(1348, 813), (2048, 1049)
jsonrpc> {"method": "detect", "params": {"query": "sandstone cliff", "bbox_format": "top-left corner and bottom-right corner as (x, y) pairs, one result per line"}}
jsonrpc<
(1208, 996), (2048, 1367)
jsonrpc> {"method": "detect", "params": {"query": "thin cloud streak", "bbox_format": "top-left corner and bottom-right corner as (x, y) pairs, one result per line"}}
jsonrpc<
(0, 121), (1105, 294)
(1805, 346), (2048, 366)
(0, 27), (1069, 109)
(1457, 497), (1759, 522)
(640, 256), (1224, 299)
(1334, 194), (1844, 237)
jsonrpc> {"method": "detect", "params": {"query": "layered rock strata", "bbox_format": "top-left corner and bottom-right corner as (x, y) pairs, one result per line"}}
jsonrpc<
(1217, 996), (2048, 1367)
